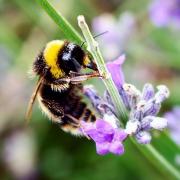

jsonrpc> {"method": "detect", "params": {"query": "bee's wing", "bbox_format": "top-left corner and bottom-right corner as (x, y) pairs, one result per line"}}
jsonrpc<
(25, 76), (44, 125)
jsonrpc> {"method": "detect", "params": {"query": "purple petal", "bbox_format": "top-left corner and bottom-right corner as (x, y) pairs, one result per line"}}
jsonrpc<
(96, 119), (114, 134)
(81, 120), (115, 143)
(144, 101), (161, 116)
(106, 55), (125, 90)
(109, 141), (124, 155)
(86, 129), (112, 143)
(80, 121), (95, 132)
(96, 142), (109, 155)
(142, 83), (155, 101)
(113, 129), (128, 141)
(141, 116), (152, 130)
(81, 120), (127, 155)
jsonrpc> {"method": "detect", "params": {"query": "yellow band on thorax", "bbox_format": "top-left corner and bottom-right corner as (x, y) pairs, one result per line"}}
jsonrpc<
(44, 40), (65, 78)
(83, 55), (90, 66)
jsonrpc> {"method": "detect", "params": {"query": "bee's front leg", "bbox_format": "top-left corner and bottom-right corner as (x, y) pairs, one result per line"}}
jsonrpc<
(69, 71), (103, 84)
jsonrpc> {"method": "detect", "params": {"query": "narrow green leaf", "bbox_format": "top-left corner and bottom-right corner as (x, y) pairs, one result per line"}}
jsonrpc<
(36, 0), (83, 44)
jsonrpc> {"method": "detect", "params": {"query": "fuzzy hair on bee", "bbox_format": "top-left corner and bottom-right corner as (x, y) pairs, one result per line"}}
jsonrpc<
(25, 40), (101, 135)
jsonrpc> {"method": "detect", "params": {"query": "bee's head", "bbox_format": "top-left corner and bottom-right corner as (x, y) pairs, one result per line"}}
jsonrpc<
(34, 40), (97, 80)
(58, 42), (97, 74)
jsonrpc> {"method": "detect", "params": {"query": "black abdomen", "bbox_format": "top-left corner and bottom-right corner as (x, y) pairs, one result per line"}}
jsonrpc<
(39, 83), (96, 133)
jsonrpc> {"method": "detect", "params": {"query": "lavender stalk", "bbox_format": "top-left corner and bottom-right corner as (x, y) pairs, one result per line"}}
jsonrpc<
(77, 15), (127, 123)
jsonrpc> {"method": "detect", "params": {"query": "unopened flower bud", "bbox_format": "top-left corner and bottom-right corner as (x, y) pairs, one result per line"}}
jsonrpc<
(150, 117), (168, 130)
(125, 119), (140, 134)
(135, 131), (152, 144)
(142, 83), (154, 101)
(155, 85), (170, 103)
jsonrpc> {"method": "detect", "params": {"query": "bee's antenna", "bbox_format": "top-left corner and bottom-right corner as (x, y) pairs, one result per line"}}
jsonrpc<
(93, 30), (109, 39)
(81, 30), (108, 47)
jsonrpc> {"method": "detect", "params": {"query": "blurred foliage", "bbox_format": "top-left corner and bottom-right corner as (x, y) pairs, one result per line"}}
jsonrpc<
(0, 0), (180, 179)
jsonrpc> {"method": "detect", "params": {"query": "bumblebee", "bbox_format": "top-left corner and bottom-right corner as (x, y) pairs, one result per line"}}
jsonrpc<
(26, 40), (101, 135)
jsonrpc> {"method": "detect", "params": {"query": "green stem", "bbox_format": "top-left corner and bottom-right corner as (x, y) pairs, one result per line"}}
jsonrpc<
(146, 144), (180, 179)
(131, 138), (180, 180)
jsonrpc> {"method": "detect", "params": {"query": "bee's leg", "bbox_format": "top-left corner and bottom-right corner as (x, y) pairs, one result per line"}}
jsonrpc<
(65, 114), (80, 127)
(51, 77), (71, 84)
(47, 72), (103, 85)
(69, 71), (103, 84)
(61, 114), (90, 140)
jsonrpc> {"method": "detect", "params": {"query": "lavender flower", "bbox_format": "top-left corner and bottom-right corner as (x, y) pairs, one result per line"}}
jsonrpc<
(83, 56), (169, 153)
(107, 57), (169, 144)
(84, 85), (115, 116)
(123, 83), (169, 144)
(82, 85), (127, 155)
(106, 56), (169, 143)
(164, 106), (180, 145)
(106, 55), (131, 109)
(149, 0), (180, 28)
(84, 85), (122, 128)
(81, 120), (127, 155)
(106, 54), (125, 89)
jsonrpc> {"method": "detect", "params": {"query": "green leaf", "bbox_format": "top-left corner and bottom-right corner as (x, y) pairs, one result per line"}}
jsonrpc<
(36, 0), (83, 44)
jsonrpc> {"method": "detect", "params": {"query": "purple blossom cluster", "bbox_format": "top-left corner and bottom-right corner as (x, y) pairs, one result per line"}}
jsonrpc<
(80, 55), (169, 155)
(81, 120), (127, 155)
(149, 0), (180, 28)
(82, 85), (127, 155)
(123, 83), (169, 144)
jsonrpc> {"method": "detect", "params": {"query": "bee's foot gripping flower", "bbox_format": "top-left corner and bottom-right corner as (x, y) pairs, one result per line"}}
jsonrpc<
(80, 120), (127, 155)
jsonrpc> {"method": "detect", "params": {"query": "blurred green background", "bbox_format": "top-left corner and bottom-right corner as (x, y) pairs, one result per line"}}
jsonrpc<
(0, 0), (180, 179)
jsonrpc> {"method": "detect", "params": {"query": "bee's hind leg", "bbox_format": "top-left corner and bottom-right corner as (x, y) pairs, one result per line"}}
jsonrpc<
(60, 114), (90, 139)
